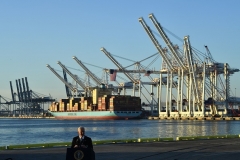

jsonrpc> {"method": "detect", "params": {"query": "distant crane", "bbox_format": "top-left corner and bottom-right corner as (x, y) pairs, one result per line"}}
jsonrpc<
(62, 69), (73, 98)
(148, 13), (185, 69)
(139, 13), (240, 118)
(72, 56), (104, 86)
(100, 47), (140, 96)
(9, 81), (15, 103)
(138, 17), (174, 70)
(46, 64), (80, 97)
(57, 61), (89, 97)
(0, 95), (11, 115)
(204, 45), (215, 63)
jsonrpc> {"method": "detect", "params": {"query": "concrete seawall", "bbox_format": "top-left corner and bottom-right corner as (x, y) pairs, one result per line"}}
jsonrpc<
(0, 116), (55, 119)
(1, 116), (240, 120)
(148, 116), (240, 121)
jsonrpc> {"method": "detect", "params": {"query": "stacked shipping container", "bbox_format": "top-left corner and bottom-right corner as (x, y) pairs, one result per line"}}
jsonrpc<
(49, 95), (141, 112)
(60, 99), (69, 111)
(49, 102), (59, 111)
(109, 95), (141, 111)
(80, 97), (92, 111)
(97, 95), (111, 110)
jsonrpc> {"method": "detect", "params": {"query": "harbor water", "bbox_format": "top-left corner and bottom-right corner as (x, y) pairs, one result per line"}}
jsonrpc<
(1, 118), (240, 147)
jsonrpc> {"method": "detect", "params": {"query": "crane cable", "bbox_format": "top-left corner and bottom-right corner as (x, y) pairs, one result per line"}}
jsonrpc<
(123, 52), (159, 69)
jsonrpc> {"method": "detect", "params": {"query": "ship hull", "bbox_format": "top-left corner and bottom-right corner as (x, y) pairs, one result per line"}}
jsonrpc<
(48, 110), (142, 120)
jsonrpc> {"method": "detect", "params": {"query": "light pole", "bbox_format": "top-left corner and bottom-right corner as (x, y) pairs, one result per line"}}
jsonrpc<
(235, 88), (236, 110)
(235, 88), (236, 99)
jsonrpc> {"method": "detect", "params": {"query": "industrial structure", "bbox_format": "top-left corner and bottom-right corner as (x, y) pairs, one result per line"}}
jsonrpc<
(0, 77), (55, 117)
(137, 13), (240, 118)
(46, 13), (240, 119)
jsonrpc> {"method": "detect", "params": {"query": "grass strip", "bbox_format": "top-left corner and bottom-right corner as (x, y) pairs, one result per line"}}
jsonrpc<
(2, 142), (71, 150)
(176, 134), (239, 141)
(1, 135), (239, 150)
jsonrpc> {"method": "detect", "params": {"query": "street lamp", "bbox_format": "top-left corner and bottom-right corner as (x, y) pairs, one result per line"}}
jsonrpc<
(235, 88), (236, 97)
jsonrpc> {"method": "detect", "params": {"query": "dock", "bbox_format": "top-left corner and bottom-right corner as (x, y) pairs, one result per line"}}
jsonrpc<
(0, 116), (55, 119)
(1, 116), (240, 120)
(148, 116), (240, 121)
(1, 138), (240, 160)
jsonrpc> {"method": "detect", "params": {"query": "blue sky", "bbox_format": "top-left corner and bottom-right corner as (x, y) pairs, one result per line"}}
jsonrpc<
(1, 0), (240, 102)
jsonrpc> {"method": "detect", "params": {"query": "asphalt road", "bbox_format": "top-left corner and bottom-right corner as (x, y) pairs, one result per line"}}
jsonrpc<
(1, 138), (240, 160)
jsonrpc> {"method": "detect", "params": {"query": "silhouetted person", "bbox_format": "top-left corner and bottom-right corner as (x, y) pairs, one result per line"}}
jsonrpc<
(71, 126), (95, 160)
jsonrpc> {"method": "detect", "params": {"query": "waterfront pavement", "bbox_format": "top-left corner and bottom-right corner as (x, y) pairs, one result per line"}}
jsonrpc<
(1, 138), (240, 160)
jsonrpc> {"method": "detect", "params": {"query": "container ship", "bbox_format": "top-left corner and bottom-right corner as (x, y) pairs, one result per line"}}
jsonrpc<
(48, 88), (142, 120)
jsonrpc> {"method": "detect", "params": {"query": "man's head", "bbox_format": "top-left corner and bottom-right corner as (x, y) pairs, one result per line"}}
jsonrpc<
(78, 127), (85, 137)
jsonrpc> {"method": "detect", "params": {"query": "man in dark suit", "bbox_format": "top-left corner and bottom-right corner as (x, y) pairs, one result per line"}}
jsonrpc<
(71, 127), (93, 149)
(71, 126), (95, 160)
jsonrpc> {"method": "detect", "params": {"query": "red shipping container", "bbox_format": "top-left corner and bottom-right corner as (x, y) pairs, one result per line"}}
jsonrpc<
(98, 103), (102, 110)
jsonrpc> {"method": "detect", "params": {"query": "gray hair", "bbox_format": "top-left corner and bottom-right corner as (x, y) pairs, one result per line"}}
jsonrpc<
(78, 126), (85, 132)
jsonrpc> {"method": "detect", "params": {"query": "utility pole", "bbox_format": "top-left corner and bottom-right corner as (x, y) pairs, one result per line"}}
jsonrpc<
(235, 88), (236, 101)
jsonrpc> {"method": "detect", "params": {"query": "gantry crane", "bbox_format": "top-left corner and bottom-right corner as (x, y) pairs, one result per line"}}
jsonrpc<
(183, 36), (201, 113)
(18, 79), (24, 103)
(148, 13), (185, 69)
(101, 47), (168, 114)
(148, 14), (200, 118)
(100, 47), (139, 96)
(63, 69), (73, 98)
(0, 95), (11, 116)
(57, 61), (88, 96)
(21, 78), (27, 102)
(139, 16), (179, 117)
(10, 81), (15, 103)
(100, 47), (137, 83)
(25, 77), (31, 103)
(140, 14), (208, 118)
(72, 56), (103, 86)
(73, 56), (131, 95)
(138, 17), (174, 70)
(46, 64), (80, 97)
(139, 13), (240, 118)
(205, 45), (215, 64)
(15, 80), (21, 102)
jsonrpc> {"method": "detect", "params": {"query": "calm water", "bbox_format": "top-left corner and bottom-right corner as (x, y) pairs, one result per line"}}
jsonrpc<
(0, 118), (240, 146)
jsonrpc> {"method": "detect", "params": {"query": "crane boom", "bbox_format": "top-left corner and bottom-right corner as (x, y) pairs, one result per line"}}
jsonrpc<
(72, 56), (102, 85)
(25, 77), (31, 101)
(57, 61), (86, 89)
(138, 17), (174, 70)
(105, 69), (162, 74)
(184, 36), (200, 103)
(15, 80), (21, 102)
(148, 13), (185, 68)
(46, 64), (77, 92)
(9, 81), (15, 102)
(100, 47), (137, 83)
(22, 78), (27, 101)
(204, 45), (214, 63)
(63, 69), (72, 98)
(0, 95), (9, 103)
(18, 79), (24, 102)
